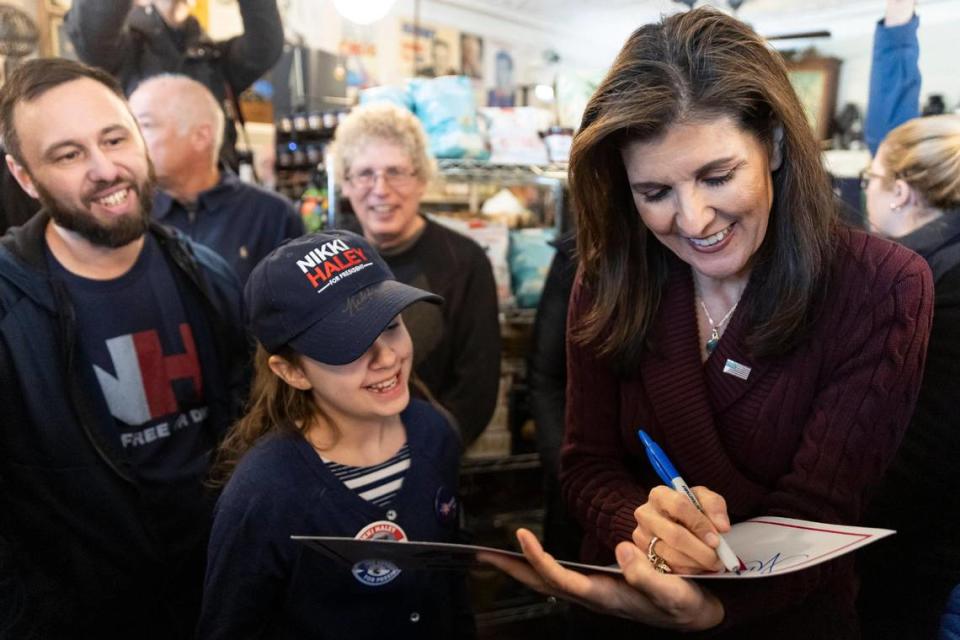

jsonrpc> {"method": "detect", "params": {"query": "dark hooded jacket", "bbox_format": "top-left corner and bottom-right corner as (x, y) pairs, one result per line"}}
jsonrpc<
(0, 212), (249, 639)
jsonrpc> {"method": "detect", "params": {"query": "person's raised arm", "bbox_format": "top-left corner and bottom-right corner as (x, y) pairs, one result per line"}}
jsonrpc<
(220, 0), (286, 95)
(865, 0), (920, 154)
(64, 0), (135, 75)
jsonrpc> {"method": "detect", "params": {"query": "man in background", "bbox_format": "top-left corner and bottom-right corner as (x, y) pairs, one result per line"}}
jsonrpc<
(0, 58), (248, 639)
(66, 0), (284, 169)
(130, 74), (303, 284)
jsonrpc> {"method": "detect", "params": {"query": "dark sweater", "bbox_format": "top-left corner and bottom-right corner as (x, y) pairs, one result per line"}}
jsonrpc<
(561, 226), (933, 638)
(199, 399), (473, 639)
(859, 211), (960, 639)
(382, 218), (501, 446)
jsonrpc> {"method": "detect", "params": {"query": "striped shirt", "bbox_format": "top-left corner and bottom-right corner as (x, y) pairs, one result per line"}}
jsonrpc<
(324, 444), (411, 507)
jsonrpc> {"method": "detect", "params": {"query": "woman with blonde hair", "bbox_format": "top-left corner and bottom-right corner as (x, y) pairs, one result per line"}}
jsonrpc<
(482, 7), (933, 638)
(864, 115), (960, 242)
(859, 114), (960, 639)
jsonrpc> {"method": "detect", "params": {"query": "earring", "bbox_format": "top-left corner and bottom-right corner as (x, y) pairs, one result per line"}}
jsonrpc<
(889, 203), (902, 212)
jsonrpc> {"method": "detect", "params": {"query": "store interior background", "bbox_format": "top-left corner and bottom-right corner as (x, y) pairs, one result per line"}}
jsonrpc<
(205, 0), (958, 110)
(10, 0), (959, 192)
(4, 0), (959, 636)
(222, 0), (956, 118)
(13, 0), (958, 153)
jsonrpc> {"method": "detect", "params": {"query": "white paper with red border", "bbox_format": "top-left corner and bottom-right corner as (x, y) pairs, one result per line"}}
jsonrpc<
(293, 516), (894, 579)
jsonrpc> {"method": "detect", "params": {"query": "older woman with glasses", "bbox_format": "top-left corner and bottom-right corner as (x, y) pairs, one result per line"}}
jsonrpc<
(330, 103), (501, 447)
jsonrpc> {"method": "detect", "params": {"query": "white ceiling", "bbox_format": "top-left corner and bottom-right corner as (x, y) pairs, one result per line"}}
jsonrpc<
(434, 0), (886, 29)
(428, 0), (942, 65)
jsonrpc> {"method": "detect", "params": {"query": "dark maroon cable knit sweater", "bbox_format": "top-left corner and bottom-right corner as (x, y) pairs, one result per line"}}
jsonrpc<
(560, 226), (933, 638)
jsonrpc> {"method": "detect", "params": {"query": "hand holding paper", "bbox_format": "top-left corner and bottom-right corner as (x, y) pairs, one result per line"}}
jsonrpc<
(478, 518), (893, 629)
(480, 528), (726, 632)
(294, 517), (892, 632)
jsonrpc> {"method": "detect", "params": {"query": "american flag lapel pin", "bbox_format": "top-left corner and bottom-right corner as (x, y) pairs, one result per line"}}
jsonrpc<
(723, 359), (751, 381)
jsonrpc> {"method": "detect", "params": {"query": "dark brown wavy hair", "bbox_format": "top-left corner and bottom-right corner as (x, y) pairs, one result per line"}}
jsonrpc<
(570, 7), (836, 369)
(210, 344), (333, 487)
(0, 57), (123, 168)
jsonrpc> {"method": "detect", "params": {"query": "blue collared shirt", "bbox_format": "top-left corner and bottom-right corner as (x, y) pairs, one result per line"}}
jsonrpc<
(153, 171), (305, 284)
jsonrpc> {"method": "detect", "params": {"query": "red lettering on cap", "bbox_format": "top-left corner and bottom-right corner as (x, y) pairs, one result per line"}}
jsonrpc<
(339, 249), (364, 268)
(304, 248), (369, 289)
(323, 260), (342, 279)
(306, 266), (328, 288)
(343, 248), (367, 265)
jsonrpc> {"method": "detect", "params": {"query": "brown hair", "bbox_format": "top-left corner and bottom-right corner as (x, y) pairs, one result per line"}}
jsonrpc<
(0, 57), (124, 168)
(879, 114), (960, 211)
(210, 344), (333, 486)
(570, 7), (836, 368)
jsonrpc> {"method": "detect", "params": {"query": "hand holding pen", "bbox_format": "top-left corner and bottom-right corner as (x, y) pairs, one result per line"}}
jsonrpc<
(635, 430), (744, 575)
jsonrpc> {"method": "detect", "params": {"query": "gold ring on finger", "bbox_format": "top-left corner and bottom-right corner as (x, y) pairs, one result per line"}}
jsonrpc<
(646, 536), (673, 574)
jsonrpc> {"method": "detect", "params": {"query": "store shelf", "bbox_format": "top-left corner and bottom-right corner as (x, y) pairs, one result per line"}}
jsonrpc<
(435, 159), (568, 187)
(502, 308), (537, 326)
(428, 159), (568, 236)
(420, 192), (472, 206)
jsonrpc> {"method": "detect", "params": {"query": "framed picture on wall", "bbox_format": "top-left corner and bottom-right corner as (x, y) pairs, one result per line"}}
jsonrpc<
(786, 55), (841, 141)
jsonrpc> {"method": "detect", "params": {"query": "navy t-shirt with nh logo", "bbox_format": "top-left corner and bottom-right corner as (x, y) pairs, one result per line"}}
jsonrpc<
(47, 235), (218, 485)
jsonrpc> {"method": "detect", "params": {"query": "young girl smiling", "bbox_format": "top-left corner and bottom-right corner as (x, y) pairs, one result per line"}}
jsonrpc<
(198, 230), (473, 639)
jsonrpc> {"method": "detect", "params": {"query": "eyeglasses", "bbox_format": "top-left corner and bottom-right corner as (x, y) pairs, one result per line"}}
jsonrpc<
(346, 167), (418, 191)
(859, 169), (886, 191)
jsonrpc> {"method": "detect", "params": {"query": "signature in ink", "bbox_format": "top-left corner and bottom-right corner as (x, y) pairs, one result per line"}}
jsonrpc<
(742, 552), (810, 575)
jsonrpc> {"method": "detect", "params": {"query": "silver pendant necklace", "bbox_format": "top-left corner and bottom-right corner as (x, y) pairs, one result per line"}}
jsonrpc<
(699, 298), (739, 355)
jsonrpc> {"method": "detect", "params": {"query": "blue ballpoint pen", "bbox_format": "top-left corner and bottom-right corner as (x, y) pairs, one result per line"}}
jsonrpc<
(637, 429), (744, 574)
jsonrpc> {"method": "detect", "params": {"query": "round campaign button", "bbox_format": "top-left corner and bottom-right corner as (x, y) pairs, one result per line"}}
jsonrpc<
(350, 520), (408, 587)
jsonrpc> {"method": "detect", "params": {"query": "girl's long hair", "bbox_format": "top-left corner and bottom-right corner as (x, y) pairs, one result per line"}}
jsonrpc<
(570, 7), (837, 370)
(210, 344), (329, 487)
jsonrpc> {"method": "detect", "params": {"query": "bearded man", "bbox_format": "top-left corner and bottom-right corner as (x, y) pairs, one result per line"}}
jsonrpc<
(0, 58), (248, 639)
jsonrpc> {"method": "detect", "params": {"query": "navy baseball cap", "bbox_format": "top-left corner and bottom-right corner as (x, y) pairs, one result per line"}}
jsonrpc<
(245, 230), (442, 365)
